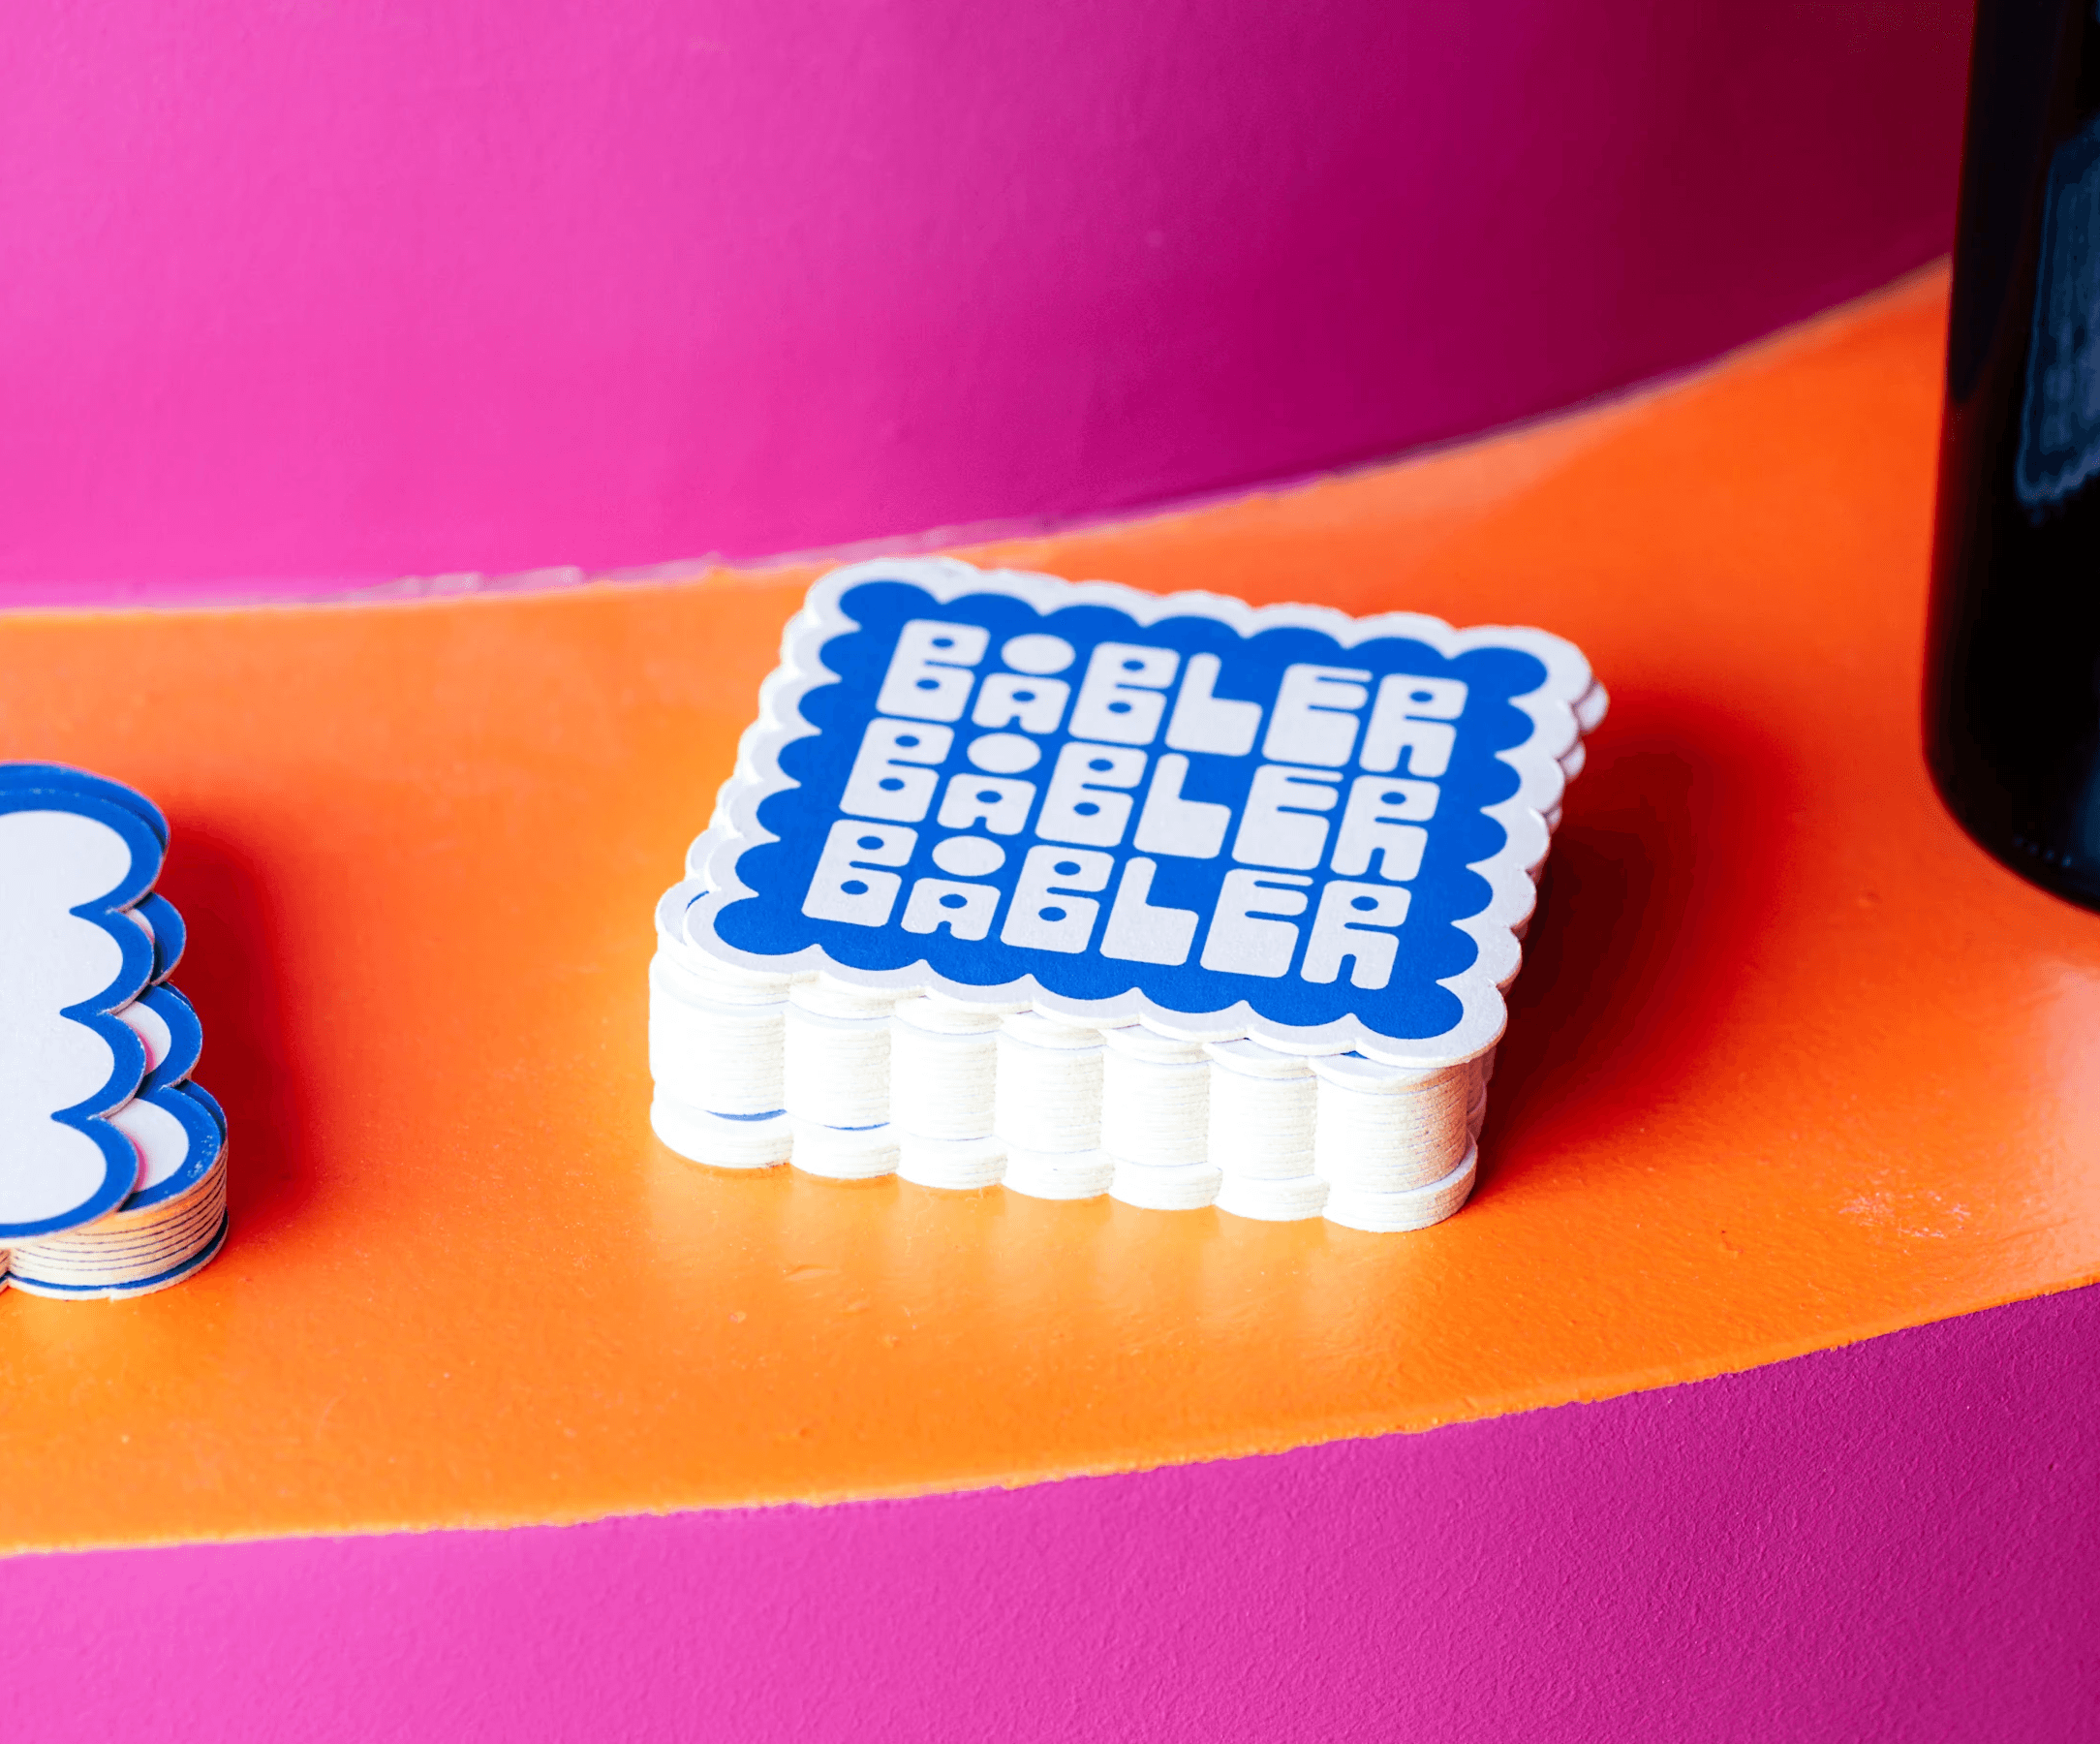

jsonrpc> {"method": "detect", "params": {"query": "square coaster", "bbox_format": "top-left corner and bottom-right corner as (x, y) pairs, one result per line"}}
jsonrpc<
(685, 557), (1596, 1069)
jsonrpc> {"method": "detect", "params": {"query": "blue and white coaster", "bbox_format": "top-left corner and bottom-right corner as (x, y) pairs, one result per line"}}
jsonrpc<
(0, 776), (162, 1242)
(117, 982), (204, 1095)
(135, 891), (188, 985)
(0, 765), (189, 983)
(8, 1079), (230, 1299)
(0, 763), (229, 1294)
(648, 559), (1604, 1230)
(648, 873), (795, 1168)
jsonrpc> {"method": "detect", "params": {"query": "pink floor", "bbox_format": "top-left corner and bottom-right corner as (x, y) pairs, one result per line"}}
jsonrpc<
(7, 1285), (2095, 1741)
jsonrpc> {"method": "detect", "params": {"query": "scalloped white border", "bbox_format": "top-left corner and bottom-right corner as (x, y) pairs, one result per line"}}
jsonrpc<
(685, 557), (1596, 1069)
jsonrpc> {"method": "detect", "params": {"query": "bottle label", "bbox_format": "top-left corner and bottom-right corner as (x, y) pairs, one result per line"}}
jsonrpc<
(2018, 114), (2100, 513)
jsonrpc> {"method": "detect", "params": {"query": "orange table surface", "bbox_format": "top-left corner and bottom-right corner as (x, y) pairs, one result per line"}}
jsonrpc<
(3, 266), (2097, 1555)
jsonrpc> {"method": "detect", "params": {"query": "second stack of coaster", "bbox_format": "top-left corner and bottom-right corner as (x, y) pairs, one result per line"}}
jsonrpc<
(649, 557), (1602, 1233)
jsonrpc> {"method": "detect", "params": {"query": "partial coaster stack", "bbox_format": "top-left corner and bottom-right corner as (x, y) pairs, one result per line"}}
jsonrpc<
(0, 764), (230, 1299)
(649, 558), (1602, 1232)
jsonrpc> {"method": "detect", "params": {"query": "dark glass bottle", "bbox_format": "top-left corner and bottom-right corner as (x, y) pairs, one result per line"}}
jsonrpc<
(1928, 0), (2100, 911)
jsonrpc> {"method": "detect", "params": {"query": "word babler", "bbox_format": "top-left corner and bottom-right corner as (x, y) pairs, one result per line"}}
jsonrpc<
(650, 560), (1603, 1230)
(816, 623), (1464, 992)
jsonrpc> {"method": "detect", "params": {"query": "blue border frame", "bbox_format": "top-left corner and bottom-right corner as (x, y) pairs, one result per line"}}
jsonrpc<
(0, 763), (169, 846)
(137, 892), (187, 984)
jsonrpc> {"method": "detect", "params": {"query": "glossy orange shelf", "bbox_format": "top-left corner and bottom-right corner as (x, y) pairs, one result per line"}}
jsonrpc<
(2, 266), (2096, 1554)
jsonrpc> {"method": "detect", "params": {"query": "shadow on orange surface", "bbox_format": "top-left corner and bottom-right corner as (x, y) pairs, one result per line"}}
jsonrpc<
(159, 819), (314, 1243)
(1491, 698), (1794, 1194)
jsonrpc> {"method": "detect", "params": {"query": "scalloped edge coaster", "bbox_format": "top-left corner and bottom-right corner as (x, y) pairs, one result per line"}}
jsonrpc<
(691, 556), (1594, 1068)
(0, 763), (229, 1292)
(650, 558), (1604, 1232)
(0, 778), (163, 1242)
(9, 1079), (231, 1297)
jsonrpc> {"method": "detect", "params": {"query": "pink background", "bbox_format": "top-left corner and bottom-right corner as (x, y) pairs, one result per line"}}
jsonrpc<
(5, 1287), (2094, 1740)
(15, 6), (2084, 1736)
(5, 0), (1972, 600)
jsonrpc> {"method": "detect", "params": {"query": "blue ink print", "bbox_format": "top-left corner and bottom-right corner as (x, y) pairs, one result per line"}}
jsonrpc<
(689, 561), (1594, 1066)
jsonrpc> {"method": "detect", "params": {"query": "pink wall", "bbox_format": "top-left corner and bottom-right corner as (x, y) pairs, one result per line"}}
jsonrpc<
(3, 1286), (2094, 1740)
(4, 0), (1972, 602)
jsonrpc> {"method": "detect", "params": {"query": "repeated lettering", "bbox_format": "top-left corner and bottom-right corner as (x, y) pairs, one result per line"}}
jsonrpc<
(811, 618), (1476, 981)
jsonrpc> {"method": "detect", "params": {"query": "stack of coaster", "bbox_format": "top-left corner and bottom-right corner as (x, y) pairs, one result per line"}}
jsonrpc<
(649, 558), (1602, 1232)
(0, 764), (229, 1299)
